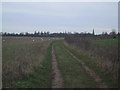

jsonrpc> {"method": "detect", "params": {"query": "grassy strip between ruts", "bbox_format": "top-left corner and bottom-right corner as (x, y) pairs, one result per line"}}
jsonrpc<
(11, 43), (53, 88)
(53, 40), (97, 88)
(62, 40), (118, 88)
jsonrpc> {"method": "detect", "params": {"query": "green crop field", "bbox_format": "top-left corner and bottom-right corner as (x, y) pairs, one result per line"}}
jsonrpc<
(91, 39), (118, 48)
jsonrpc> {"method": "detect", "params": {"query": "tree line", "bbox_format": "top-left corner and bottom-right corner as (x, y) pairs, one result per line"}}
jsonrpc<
(1, 30), (119, 39)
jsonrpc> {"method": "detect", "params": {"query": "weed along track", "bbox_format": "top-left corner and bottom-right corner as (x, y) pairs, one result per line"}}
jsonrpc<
(65, 48), (108, 88)
(51, 45), (64, 88)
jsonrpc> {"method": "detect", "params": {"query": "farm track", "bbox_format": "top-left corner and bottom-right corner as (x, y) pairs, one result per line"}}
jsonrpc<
(51, 45), (64, 88)
(65, 48), (108, 88)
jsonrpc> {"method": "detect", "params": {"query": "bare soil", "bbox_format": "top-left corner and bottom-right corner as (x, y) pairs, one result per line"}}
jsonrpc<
(66, 49), (108, 88)
(51, 46), (63, 88)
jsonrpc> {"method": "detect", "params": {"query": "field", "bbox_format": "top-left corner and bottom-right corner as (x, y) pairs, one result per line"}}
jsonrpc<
(2, 37), (57, 88)
(92, 39), (118, 48)
(2, 36), (119, 88)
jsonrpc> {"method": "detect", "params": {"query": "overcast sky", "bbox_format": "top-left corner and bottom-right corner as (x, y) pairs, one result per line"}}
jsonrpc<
(2, 2), (118, 34)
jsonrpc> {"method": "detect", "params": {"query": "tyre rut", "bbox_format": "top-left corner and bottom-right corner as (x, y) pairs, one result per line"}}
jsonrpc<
(51, 45), (63, 88)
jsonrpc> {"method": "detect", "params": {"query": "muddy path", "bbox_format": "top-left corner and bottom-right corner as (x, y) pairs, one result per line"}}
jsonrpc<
(51, 45), (63, 88)
(65, 48), (108, 88)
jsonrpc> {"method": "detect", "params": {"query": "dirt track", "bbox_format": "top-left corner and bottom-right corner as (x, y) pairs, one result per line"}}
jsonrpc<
(51, 44), (109, 88)
(65, 48), (108, 88)
(51, 45), (63, 88)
